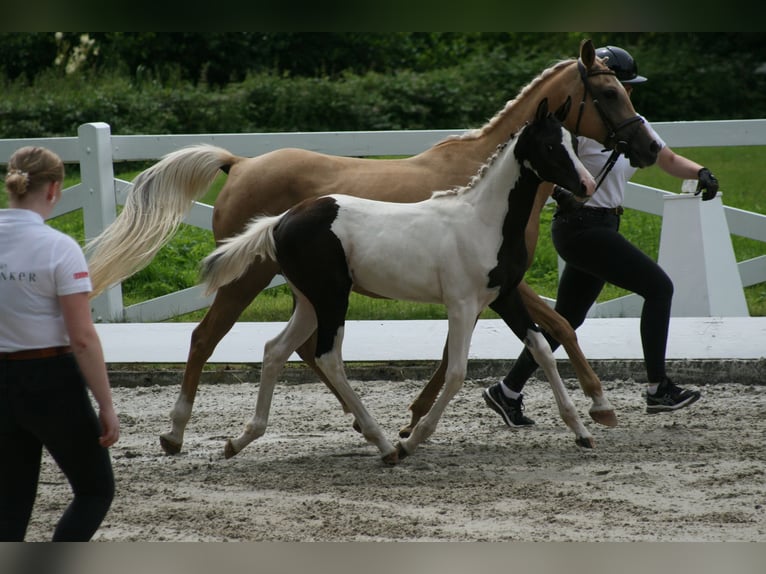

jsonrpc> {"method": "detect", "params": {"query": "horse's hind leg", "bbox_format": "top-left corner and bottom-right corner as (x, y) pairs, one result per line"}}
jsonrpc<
(518, 281), (616, 427)
(160, 261), (280, 455)
(295, 330), (354, 416)
(225, 290), (318, 458)
(314, 332), (398, 464)
(398, 343), (448, 438)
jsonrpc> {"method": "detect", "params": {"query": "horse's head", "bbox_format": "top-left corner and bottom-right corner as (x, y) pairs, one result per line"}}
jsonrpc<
(517, 97), (596, 199)
(564, 39), (659, 168)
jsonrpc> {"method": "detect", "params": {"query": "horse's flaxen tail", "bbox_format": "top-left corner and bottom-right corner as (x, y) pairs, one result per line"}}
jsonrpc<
(199, 213), (282, 296)
(85, 144), (242, 297)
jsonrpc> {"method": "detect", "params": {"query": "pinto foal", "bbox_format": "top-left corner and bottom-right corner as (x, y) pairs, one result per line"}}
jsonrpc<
(200, 98), (596, 464)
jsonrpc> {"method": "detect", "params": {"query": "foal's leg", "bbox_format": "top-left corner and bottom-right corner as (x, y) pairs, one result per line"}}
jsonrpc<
(397, 303), (478, 458)
(304, 284), (398, 463)
(224, 290), (318, 459)
(295, 331), (355, 417)
(524, 329), (594, 448)
(491, 288), (594, 448)
(313, 328), (398, 464)
(160, 261), (281, 455)
(398, 342), (449, 438)
(518, 281), (617, 427)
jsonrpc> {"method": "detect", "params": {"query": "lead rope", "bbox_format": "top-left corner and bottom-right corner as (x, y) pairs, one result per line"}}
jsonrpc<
(593, 147), (622, 190)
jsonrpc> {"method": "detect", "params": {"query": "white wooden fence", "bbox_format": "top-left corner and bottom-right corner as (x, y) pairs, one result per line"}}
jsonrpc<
(1, 119), (764, 323)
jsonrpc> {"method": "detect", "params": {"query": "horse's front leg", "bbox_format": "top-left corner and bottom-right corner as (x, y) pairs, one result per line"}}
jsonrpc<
(397, 304), (477, 458)
(491, 287), (593, 448)
(518, 281), (617, 427)
(524, 329), (594, 448)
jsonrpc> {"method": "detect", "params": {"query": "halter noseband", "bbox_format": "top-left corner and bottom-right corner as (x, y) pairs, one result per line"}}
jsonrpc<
(574, 59), (645, 188)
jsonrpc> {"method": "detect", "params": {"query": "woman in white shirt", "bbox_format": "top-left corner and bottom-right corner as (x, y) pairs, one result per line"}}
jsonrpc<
(483, 46), (719, 427)
(0, 146), (119, 541)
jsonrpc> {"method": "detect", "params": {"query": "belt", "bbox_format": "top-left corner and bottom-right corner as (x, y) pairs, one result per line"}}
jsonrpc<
(0, 346), (73, 361)
(582, 205), (624, 216)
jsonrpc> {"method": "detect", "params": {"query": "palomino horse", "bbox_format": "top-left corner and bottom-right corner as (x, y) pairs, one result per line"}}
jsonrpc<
(200, 99), (596, 462)
(86, 40), (659, 455)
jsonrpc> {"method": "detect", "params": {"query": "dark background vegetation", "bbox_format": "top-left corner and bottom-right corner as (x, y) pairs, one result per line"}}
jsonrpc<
(0, 32), (764, 139)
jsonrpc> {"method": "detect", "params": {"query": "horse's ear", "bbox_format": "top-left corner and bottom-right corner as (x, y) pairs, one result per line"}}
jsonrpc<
(554, 96), (572, 121)
(580, 39), (595, 68)
(536, 98), (549, 121)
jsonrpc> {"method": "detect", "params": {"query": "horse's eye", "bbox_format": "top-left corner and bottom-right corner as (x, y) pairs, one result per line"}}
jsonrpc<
(602, 89), (618, 100)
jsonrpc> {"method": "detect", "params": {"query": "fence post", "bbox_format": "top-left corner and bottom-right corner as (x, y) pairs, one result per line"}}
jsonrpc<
(78, 122), (124, 322)
(657, 193), (749, 317)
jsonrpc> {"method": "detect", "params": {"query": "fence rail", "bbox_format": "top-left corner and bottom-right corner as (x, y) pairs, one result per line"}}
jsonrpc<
(1, 119), (764, 322)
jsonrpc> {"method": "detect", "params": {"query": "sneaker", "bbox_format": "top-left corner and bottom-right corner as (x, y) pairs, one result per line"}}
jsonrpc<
(482, 383), (535, 427)
(645, 378), (701, 413)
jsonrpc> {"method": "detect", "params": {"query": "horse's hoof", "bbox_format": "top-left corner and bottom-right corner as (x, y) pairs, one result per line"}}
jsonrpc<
(576, 436), (595, 449)
(381, 450), (400, 465)
(589, 409), (618, 428)
(224, 439), (239, 459)
(159, 434), (182, 456)
(398, 424), (413, 439)
(352, 420), (362, 434)
(396, 441), (410, 460)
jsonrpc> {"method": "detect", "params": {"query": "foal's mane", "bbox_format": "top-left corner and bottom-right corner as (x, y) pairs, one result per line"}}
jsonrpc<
(437, 58), (575, 145)
(430, 136), (516, 200)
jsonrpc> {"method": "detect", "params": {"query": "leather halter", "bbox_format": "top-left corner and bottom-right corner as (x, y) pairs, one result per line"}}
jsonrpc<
(574, 59), (645, 189)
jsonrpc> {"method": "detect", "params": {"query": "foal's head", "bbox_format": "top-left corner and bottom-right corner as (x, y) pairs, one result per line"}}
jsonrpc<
(517, 98), (596, 199)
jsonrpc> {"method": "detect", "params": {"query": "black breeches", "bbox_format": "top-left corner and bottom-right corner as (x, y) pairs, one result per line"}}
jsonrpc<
(0, 354), (114, 541)
(505, 209), (673, 390)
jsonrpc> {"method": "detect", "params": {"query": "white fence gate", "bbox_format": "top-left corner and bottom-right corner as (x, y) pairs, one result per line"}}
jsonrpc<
(1, 119), (765, 323)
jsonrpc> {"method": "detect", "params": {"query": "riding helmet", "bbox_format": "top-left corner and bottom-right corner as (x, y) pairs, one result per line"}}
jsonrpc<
(596, 45), (647, 84)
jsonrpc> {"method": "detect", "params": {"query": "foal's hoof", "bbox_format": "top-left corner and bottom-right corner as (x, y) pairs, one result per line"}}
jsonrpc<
(224, 439), (240, 459)
(352, 419), (362, 434)
(381, 450), (400, 466)
(396, 442), (410, 460)
(575, 436), (596, 449)
(398, 424), (413, 439)
(159, 434), (182, 456)
(589, 408), (618, 428)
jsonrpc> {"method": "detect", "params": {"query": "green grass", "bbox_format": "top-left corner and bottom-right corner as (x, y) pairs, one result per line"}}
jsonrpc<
(3, 145), (765, 319)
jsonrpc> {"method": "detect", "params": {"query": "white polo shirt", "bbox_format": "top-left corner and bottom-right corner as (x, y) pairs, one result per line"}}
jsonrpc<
(0, 209), (92, 352)
(577, 118), (665, 209)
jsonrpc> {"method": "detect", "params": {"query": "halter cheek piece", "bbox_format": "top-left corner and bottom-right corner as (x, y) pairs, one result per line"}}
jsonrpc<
(574, 59), (645, 189)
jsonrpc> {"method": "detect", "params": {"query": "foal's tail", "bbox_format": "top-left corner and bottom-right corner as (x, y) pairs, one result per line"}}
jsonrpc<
(199, 214), (282, 296)
(85, 144), (243, 297)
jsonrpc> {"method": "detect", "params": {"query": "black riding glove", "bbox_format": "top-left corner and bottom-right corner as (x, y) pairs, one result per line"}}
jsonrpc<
(695, 167), (719, 201)
(551, 185), (582, 213)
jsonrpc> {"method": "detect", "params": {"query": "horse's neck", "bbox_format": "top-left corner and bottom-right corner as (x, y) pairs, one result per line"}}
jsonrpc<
(424, 61), (577, 165)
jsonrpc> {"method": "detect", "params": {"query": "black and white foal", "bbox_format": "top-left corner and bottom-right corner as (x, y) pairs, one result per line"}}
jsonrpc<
(200, 98), (596, 464)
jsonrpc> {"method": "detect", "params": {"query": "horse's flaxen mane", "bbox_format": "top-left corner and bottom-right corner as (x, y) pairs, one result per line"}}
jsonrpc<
(438, 58), (576, 145)
(431, 139), (514, 200)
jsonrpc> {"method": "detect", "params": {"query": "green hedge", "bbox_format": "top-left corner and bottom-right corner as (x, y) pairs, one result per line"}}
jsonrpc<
(0, 48), (763, 140)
